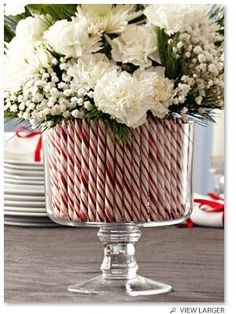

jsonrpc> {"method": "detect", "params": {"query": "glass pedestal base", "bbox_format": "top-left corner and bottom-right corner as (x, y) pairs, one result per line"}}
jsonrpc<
(67, 223), (173, 297)
(68, 274), (172, 296)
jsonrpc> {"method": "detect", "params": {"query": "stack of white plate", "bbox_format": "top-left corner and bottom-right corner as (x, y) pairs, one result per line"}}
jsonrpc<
(4, 132), (57, 227)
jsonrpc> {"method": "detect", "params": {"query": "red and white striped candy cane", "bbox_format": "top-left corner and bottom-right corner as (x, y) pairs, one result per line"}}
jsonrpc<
(96, 121), (106, 222)
(51, 125), (70, 220)
(155, 118), (168, 220)
(149, 118), (166, 220)
(139, 122), (150, 222)
(123, 140), (140, 222)
(161, 120), (178, 219)
(88, 122), (98, 221)
(47, 130), (61, 218)
(80, 120), (90, 221)
(114, 141), (124, 222)
(66, 122), (78, 220)
(172, 119), (185, 216)
(73, 120), (82, 220)
(104, 132), (116, 222)
(131, 128), (142, 222)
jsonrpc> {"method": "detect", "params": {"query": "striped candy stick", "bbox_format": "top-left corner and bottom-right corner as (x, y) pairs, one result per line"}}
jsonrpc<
(65, 122), (77, 220)
(47, 130), (61, 218)
(60, 123), (74, 220)
(96, 121), (106, 222)
(131, 128), (142, 222)
(155, 118), (168, 220)
(139, 122), (150, 222)
(124, 140), (140, 222)
(161, 120), (178, 219)
(149, 117), (166, 220)
(52, 125), (70, 220)
(165, 120), (179, 218)
(113, 141), (124, 222)
(88, 122), (98, 221)
(74, 120), (82, 220)
(80, 120), (90, 221)
(171, 119), (184, 216)
(104, 131), (116, 222)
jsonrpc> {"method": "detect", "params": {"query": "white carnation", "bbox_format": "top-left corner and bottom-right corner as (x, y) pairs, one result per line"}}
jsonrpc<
(111, 24), (160, 69)
(67, 53), (118, 90)
(134, 67), (174, 118)
(144, 4), (217, 36)
(44, 18), (102, 58)
(94, 70), (153, 127)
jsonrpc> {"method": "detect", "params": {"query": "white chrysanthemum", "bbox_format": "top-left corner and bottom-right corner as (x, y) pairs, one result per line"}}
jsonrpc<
(134, 67), (174, 118)
(111, 24), (160, 69)
(67, 53), (118, 90)
(144, 4), (221, 36)
(44, 17), (102, 58)
(94, 70), (153, 127)
(75, 4), (142, 35)
(4, 16), (49, 92)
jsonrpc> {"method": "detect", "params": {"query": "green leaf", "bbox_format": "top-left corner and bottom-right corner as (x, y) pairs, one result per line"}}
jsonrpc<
(156, 27), (182, 80)
(26, 4), (78, 21)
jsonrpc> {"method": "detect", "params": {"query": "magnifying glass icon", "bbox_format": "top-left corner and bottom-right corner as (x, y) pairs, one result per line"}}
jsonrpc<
(170, 308), (176, 314)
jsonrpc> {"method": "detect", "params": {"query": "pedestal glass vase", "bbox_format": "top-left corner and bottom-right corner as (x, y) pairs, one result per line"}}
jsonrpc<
(44, 117), (194, 297)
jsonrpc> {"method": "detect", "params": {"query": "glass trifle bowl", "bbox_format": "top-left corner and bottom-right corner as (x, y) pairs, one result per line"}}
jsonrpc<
(44, 116), (194, 297)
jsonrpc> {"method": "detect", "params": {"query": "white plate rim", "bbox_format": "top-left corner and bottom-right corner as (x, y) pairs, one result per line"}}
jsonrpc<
(4, 210), (48, 217)
(4, 189), (45, 196)
(4, 194), (45, 201)
(4, 200), (45, 207)
(4, 159), (43, 166)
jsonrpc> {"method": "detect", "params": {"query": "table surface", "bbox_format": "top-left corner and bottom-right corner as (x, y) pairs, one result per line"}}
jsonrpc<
(4, 225), (224, 303)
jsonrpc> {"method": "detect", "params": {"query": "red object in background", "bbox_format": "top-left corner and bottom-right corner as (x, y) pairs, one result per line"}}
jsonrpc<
(15, 126), (42, 162)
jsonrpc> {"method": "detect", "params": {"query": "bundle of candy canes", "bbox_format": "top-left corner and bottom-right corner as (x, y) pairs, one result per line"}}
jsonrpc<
(46, 117), (193, 223)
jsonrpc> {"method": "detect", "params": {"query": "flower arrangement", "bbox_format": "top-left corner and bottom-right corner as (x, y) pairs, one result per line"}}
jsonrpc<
(4, 4), (224, 142)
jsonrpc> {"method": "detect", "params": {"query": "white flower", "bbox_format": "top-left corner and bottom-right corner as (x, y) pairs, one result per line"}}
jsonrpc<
(14, 15), (47, 42)
(134, 67), (174, 118)
(75, 4), (142, 35)
(4, 16), (48, 92)
(94, 70), (153, 127)
(111, 24), (160, 69)
(44, 18), (102, 58)
(144, 4), (219, 36)
(68, 53), (118, 90)
(4, 2), (27, 16)
(71, 109), (85, 118)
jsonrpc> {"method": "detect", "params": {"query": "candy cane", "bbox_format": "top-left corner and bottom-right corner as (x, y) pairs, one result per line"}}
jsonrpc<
(104, 131), (116, 222)
(114, 141), (124, 222)
(96, 121), (106, 222)
(148, 117), (166, 220)
(139, 122), (150, 222)
(73, 120), (82, 220)
(131, 128), (142, 222)
(155, 118), (168, 220)
(123, 140), (140, 222)
(88, 122), (97, 221)
(47, 130), (60, 218)
(65, 122), (77, 221)
(80, 120), (90, 221)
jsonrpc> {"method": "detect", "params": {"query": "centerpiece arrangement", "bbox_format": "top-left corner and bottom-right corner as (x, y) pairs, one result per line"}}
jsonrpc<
(4, 4), (224, 297)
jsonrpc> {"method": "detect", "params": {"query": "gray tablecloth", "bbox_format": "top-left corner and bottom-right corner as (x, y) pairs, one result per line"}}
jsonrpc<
(4, 225), (224, 303)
